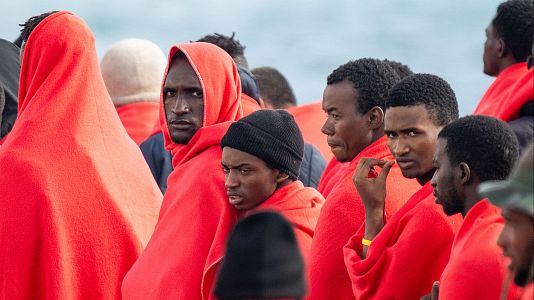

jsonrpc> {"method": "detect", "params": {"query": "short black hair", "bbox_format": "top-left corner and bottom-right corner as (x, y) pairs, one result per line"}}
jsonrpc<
(492, 0), (534, 62)
(251, 66), (297, 108)
(19, 11), (58, 45)
(439, 115), (519, 182)
(327, 58), (400, 114)
(382, 59), (414, 79)
(385, 73), (459, 127)
(196, 32), (246, 59)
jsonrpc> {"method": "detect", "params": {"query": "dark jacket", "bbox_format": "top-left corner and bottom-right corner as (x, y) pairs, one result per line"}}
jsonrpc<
(509, 101), (534, 155)
(0, 39), (20, 138)
(140, 132), (326, 194)
(139, 132), (173, 194)
(300, 142), (326, 188)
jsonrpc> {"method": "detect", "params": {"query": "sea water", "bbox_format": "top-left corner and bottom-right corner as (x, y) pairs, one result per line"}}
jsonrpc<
(2, 0), (504, 115)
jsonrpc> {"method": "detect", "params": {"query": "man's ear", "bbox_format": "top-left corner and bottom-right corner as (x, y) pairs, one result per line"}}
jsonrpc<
(275, 171), (290, 183)
(367, 106), (384, 130)
(498, 38), (509, 58)
(458, 162), (471, 185)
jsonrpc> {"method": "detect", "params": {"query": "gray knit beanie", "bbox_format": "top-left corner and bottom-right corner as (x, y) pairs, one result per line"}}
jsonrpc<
(101, 38), (167, 106)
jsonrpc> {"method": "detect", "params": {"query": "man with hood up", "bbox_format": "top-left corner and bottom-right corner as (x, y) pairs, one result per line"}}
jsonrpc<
(122, 42), (244, 300)
(0, 11), (162, 299)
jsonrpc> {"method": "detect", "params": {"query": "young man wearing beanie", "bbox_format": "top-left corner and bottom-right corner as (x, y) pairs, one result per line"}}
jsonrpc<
(122, 42), (243, 300)
(221, 109), (324, 260)
(308, 59), (421, 300)
(479, 143), (534, 300)
(425, 116), (520, 299)
(101, 38), (167, 145)
(215, 212), (307, 300)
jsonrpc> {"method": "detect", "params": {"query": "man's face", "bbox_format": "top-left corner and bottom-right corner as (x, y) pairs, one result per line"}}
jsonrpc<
(385, 105), (442, 182)
(431, 138), (464, 216)
(483, 23), (501, 77)
(498, 208), (534, 286)
(163, 56), (204, 144)
(321, 80), (371, 163)
(222, 147), (280, 211)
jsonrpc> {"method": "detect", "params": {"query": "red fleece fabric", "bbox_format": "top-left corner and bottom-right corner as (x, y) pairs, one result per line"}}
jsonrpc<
(439, 199), (520, 300)
(343, 183), (462, 300)
(474, 63), (534, 122)
(519, 283), (533, 300)
(287, 101), (331, 160)
(116, 102), (160, 144)
(248, 180), (325, 260)
(241, 93), (261, 116)
(317, 158), (348, 197)
(308, 137), (421, 300)
(0, 11), (162, 299)
(122, 42), (243, 300)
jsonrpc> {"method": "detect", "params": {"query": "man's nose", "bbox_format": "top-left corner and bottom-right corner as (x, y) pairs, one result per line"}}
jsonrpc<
(321, 118), (334, 136)
(225, 171), (239, 189)
(171, 97), (191, 115)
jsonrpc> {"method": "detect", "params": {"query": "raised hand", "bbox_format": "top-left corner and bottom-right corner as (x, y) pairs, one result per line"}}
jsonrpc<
(420, 281), (440, 300)
(352, 157), (394, 213)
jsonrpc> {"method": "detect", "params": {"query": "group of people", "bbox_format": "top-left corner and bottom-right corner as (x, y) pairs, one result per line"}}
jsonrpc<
(0, 1), (532, 299)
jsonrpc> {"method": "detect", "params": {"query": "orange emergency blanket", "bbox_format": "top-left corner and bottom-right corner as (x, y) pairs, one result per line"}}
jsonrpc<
(249, 180), (325, 259)
(474, 63), (534, 122)
(343, 183), (461, 300)
(116, 101), (161, 145)
(317, 158), (348, 197)
(122, 42), (243, 300)
(439, 199), (520, 299)
(0, 11), (162, 299)
(241, 93), (261, 116)
(308, 136), (420, 300)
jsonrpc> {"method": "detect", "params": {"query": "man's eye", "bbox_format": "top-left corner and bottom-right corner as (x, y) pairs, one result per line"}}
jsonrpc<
(192, 91), (203, 97)
(386, 132), (396, 138)
(164, 90), (175, 97)
(222, 167), (230, 174)
(408, 131), (416, 137)
(240, 169), (250, 175)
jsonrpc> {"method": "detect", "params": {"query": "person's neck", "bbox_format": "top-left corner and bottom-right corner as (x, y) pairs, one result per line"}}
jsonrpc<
(370, 128), (385, 145)
(460, 183), (484, 217)
(496, 58), (520, 76)
(276, 178), (294, 190)
(416, 168), (435, 186)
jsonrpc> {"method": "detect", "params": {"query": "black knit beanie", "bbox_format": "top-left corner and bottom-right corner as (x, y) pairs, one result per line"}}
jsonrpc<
(214, 211), (306, 300)
(221, 109), (304, 180)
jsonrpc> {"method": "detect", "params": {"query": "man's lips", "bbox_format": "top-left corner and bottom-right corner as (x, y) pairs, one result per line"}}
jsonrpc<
(169, 119), (193, 130)
(227, 192), (244, 206)
(395, 158), (416, 169)
(327, 141), (341, 150)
